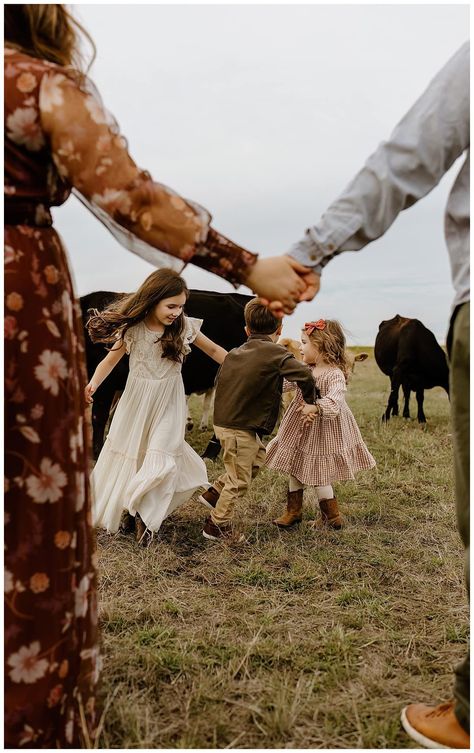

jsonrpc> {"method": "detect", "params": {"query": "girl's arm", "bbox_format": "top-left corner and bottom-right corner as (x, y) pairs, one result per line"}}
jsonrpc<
(298, 371), (346, 423)
(84, 341), (126, 404)
(314, 371), (346, 419)
(193, 332), (227, 365)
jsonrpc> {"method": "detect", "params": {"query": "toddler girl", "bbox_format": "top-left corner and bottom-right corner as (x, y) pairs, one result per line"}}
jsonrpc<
(266, 319), (376, 528)
(85, 269), (226, 545)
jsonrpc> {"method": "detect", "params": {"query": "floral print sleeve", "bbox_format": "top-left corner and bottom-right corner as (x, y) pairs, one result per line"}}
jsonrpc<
(39, 70), (257, 286)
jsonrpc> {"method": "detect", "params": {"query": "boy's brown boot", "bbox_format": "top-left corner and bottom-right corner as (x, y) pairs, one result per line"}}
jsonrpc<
(198, 486), (220, 510)
(202, 516), (245, 543)
(273, 489), (303, 527)
(314, 497), (343, 530)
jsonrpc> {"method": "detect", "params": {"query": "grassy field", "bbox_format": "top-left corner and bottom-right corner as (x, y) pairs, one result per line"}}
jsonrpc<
(96, 348), (467, 749)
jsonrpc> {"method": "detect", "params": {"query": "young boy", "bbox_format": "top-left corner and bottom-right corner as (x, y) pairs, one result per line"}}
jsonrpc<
(200, 298), (316, 541)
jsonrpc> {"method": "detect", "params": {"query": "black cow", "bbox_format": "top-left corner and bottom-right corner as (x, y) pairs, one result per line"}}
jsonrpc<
(374, 314), (449, 423)
(80, 290), (251, 458)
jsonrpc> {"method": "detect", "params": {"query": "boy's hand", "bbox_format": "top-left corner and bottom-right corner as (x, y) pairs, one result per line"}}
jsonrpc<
(84, 382), (97, 404)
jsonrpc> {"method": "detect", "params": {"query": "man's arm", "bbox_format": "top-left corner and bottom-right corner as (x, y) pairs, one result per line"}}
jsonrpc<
(289, 42), (470, 271)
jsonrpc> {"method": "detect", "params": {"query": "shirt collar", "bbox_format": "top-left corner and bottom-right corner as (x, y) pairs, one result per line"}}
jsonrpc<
(247, 334), (273, 342)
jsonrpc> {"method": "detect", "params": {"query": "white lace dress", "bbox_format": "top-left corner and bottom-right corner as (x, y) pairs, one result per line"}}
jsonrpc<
(92, 317), (208, 532)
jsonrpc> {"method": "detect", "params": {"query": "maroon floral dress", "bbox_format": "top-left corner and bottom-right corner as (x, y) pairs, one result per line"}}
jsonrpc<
(4, 47), (257, 748)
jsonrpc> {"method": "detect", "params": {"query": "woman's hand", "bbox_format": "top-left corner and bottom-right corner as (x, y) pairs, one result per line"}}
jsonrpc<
(244, 256), (313, 315)
(84, 381), (97, 404)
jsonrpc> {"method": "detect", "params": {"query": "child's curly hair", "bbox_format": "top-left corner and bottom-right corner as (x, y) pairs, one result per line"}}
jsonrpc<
(304, 319), (351, 382)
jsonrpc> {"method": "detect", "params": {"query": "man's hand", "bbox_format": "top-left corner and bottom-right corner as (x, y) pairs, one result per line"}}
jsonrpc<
(297, 269), (320, 302)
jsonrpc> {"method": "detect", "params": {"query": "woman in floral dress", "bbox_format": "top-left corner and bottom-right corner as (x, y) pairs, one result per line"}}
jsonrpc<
(4, 5), (313, 748)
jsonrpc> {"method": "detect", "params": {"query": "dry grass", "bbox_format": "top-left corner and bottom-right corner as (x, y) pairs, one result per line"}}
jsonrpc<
(95, 349), (467, 748)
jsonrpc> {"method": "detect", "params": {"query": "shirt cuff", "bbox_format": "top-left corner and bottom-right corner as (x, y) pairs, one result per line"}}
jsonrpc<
(288, 226), (346, 273)
(191, 227), (258, 288)
(287, 234), (325, 273)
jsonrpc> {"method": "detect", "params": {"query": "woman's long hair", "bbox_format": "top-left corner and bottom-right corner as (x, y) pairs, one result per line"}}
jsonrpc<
(306, 320), (351, 383)
(4, 4), (96, 72)
(87, 269), (190, 363)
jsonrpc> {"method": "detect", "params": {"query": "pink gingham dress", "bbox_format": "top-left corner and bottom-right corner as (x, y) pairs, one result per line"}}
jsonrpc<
(265, 367), (376, 485)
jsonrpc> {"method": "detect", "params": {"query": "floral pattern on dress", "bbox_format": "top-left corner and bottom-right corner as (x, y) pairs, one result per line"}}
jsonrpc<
(5, 45), (259, 746)
(5, 50), (98, 749)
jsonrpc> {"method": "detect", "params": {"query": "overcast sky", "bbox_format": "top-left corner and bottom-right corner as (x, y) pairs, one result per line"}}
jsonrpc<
(54, 4), (469, 344)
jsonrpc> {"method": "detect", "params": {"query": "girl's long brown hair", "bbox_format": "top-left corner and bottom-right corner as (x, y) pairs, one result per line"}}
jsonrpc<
(4, 4), (96, 72)
(306, 320), (351, 382)
(87, 269), (190, 363)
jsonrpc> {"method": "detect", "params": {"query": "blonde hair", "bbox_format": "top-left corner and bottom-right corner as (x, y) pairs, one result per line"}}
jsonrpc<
(305, 320), (351, 382)
(4, 4), (96, 72)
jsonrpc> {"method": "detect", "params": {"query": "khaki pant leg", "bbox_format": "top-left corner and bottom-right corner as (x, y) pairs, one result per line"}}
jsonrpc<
(211, 427), (260, 526)
(212, 427), (235, 494)
(214, 436), (264, 492)
(447, 302), (470, 733)
(251, 435), (266, 480)
(213, 474), (226, 494)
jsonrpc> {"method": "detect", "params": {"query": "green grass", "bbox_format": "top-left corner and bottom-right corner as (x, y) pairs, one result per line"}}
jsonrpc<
(95, 349), (467, 748)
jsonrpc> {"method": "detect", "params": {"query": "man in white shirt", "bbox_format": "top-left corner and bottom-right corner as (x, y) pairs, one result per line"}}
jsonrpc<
(288, 42), (470, 749)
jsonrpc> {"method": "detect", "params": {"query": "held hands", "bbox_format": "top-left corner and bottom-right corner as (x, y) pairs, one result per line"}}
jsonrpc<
(84, 381), (97, 404)
(297, 403), (320, 425)
(244, 256), (320, 316)
(297, 268), (320, 302)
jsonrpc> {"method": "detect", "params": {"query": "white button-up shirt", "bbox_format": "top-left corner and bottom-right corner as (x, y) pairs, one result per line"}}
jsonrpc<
(289, 42), (470, 310)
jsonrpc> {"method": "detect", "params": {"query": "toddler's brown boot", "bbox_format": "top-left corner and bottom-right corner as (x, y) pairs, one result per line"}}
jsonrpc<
(273, 489), (303, 527)
(313, 497), (343, 530)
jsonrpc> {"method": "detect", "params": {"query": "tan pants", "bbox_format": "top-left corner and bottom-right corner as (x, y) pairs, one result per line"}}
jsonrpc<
(211, 426), (266, 525)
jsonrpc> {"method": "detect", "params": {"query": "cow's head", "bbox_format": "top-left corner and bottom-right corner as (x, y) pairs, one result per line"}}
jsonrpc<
(278, 337), (303, 362)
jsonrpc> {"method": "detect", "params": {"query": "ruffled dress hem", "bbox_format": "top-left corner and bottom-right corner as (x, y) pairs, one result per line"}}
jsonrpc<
(92, 443), (207, 533)
(265, 442), (376, 486)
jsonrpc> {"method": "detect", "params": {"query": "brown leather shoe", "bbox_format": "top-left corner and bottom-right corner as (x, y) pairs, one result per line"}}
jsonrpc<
(198, 486), (220, 510)
(273, 489), (303, 528)
(202, 516), (244, 543)
(401, 701), (470, 749)
(119, 511), (136, 534)
(311, 497), (343, 530)
(135, 513), (153, 547)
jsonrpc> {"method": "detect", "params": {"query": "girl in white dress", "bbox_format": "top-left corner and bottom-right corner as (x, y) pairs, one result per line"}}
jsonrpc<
(85, 269), (226, 546)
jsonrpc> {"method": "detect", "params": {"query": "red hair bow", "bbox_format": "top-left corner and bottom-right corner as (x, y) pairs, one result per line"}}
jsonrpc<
(305, 319), (326, 335)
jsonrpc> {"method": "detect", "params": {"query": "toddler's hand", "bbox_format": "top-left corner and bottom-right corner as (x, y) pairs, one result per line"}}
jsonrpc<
(298, 403), (319, 425)
(84, 382), (97, 404)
